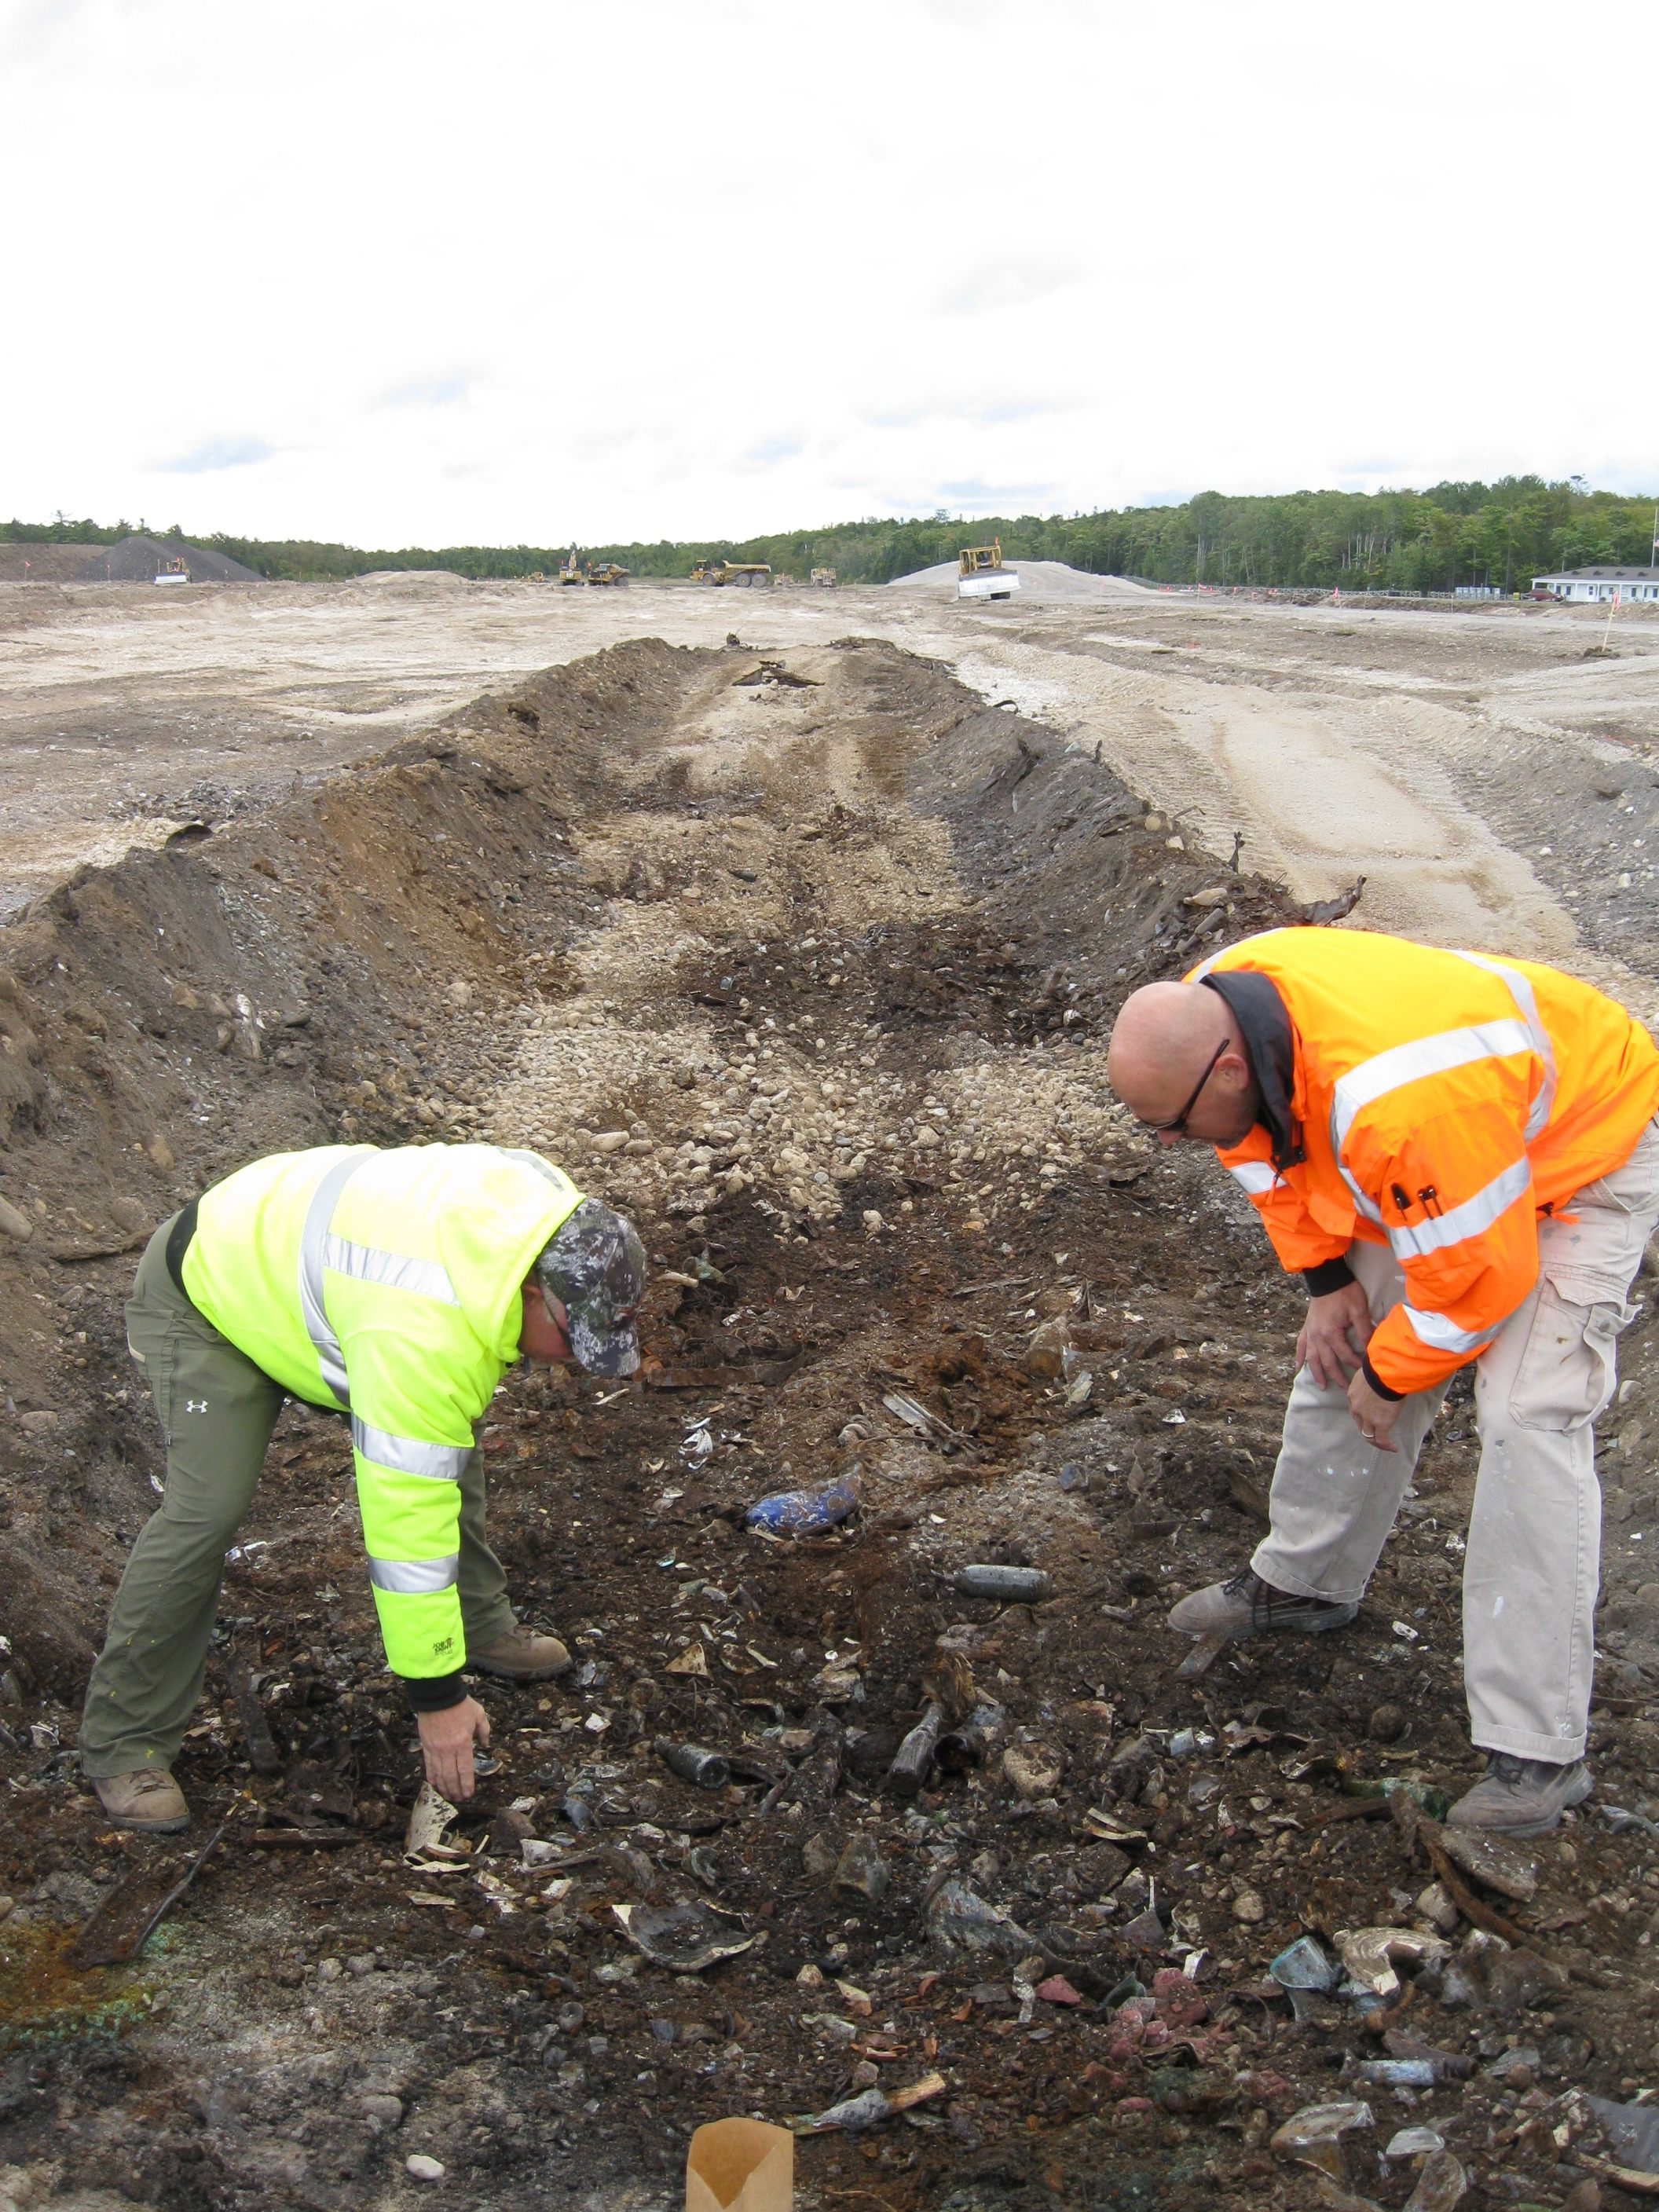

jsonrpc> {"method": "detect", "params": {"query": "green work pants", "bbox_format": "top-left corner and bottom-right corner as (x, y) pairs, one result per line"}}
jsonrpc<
(79, 1216), (516, 1779)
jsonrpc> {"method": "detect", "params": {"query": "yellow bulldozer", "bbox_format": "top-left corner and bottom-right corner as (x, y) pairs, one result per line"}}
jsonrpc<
(957, 537), (1020, 602)
(958, 539), (1004, 577)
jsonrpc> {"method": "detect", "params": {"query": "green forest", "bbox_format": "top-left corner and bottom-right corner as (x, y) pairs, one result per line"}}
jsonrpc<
(6, 477), (1655, 592)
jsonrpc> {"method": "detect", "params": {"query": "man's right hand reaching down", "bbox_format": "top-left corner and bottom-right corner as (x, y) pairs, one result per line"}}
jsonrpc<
(1296, 1279), (1375, 1392)
(417, 1694), (492, 1801)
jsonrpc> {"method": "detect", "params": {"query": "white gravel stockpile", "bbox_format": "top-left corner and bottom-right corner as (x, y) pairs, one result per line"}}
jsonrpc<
(887, 558), (1157, 602)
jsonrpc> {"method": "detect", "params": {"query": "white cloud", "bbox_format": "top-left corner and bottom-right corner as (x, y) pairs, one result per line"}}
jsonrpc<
(935, 255), (1086, 318)
(156, 435), (276, 474)
(2, 0), (1654, 547)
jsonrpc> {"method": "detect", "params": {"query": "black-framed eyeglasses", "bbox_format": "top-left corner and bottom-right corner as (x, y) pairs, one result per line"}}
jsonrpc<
(1139, 1038), (1228, 1135)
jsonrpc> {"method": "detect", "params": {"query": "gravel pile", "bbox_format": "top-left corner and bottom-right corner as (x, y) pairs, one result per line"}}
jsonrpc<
(77, 533), (261, 584)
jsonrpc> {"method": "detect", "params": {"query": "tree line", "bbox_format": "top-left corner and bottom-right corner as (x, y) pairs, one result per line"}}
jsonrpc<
(5, 478), (1654, 591)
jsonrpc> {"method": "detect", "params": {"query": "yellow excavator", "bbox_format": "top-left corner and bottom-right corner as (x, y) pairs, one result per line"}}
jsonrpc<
(558, 549), (584, 586)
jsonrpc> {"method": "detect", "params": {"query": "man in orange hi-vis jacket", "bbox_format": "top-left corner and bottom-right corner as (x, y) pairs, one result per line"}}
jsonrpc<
(1108, 927), (1659, 1837)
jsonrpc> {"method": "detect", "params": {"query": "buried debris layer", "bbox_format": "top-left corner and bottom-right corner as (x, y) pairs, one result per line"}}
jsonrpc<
(1270, 2099), (1375, 2181)
(925, 1879), (1035, 1957)
(613, 1900), (757, 1973)
(953, 1563), (1052, 1602)
(744, 1472), (860, 1536)
(10, 620), (1659, 2203)
(1404, 2151), (1470, 2211)
(655, 1738), (733, 1789)
(1270, 1935), (1339, 1992)
(404, 1782), (467, 1866)
(1337, 1926), (1451, 1997)
(1434, 1822), (1542, 1903)
(794, 2071), (947, 2135)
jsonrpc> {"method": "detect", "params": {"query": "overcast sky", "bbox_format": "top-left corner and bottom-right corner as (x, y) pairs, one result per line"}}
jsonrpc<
(5, 0), (1655, 549)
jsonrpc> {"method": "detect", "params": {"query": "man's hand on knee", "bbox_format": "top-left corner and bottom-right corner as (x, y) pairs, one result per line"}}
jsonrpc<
(1346, 1368), (1402, 1453)
(417, 1695), (491, 1801)
(1296, 1280), (1374, 1391)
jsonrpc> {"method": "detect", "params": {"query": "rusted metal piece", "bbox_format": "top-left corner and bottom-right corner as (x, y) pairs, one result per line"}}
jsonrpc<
(1176, 1634), (1228, 1679)
(69, 1810), (236, 1968)
(248, 1827), (358, 1849)
(230, 1654), (282, 1777)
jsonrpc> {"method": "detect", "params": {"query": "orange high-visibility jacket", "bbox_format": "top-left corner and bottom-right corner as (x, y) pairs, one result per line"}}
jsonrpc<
(1192, 928), (1659, 1394)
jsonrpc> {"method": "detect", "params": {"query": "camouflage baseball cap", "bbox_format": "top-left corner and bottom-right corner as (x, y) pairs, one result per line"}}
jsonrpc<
(534, 1199), (646, 1378)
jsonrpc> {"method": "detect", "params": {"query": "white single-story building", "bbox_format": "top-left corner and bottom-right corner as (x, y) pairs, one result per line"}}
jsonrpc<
(1532, 565), (1659, 602)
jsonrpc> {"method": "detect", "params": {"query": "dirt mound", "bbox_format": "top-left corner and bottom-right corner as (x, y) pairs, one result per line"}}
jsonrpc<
(346, 568), (473, 591)
(75, 534), (261, 585)
(887, 558), (1155, 602)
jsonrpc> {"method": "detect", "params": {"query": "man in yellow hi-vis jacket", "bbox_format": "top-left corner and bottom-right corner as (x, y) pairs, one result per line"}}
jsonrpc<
(80, 1143), (646, 1832)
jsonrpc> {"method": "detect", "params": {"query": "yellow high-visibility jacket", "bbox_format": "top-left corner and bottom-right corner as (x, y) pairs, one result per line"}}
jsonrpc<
(1193, 929), (1659, 1394)
(181, 1144), (584, 1680)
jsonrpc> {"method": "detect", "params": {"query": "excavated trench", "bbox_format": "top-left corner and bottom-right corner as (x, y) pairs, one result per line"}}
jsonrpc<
(3, 639), (1659, 2210)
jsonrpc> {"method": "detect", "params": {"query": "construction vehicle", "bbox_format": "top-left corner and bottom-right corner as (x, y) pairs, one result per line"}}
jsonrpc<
(692, 558), (772, 588)
(957, 538), (1019, 602)
(586, 562), (629, 588)
(811, 567), (837, 588)
(154, 555), (191, 586)
(558, 550), (584, 586)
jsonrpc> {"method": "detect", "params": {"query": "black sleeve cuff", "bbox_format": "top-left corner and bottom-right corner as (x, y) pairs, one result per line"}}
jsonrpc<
(402, 1669), (467, 1714)
(1303, 1257), (1356, 1297)
(1361, 1353), (1406, 1404)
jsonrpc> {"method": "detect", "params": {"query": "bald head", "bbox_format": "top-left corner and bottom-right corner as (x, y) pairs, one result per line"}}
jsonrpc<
(1107, 980), (1258, 1147)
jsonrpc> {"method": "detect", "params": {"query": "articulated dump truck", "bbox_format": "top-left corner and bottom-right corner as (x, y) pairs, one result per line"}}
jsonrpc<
(691, 559), (772, 588)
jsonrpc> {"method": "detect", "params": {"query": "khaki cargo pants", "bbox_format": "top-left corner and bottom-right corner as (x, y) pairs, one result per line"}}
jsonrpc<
(79, 1216), (518, 1780)
(1254, 1117), (1659, 1763)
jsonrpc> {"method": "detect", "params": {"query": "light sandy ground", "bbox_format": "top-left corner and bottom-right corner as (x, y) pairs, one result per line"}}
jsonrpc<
(2, 571), (1656, 1006)
(885, 557), (1158, 603)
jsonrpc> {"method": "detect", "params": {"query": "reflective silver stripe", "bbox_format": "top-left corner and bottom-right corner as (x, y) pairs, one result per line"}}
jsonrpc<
(1229, 1160), (1280, 1196)
(503, 1147), (564, 1187)
(298, 1154), (368, 1408)
(321, 1236), (459, 1306)
(1332, 1020), (1535, 1137)
(366, 1554), (459, 1595)
(1401, 1304), (1497, 1355)
(1329, 1019), (1536, 1228)
(1451, 952), (1557, 1139)
(1387, 1156), (1533, 1260)
(351, 1418), (470, 1481)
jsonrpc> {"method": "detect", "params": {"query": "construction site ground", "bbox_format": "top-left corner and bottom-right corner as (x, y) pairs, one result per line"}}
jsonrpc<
(2, 577), (1659, 2212)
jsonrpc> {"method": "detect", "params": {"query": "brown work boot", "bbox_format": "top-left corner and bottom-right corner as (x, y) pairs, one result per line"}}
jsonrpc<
(93, 1767), (191, 1833)
(1169, 1566), (1357, 1639)
(1447, 1752), (1593, 1838)
(467, 1624), (572, 1681)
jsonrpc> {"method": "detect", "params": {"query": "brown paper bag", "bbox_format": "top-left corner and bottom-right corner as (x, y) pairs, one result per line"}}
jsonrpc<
(685, 2117), (793, 2212)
